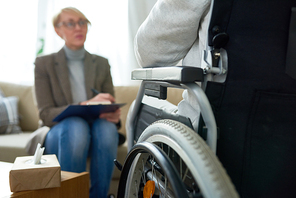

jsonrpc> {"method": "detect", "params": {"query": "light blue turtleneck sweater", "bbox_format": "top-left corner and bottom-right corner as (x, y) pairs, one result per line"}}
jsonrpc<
(63, 45), (87, 103)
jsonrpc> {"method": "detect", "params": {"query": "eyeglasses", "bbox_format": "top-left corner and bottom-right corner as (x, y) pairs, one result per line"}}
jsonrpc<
(57, 20), (88, 29)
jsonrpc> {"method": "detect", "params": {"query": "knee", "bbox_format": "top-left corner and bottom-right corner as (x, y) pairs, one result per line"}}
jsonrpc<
(59, 117), (90, 139)
(62, 116), (88, 127)
(92, 119), (117, 132)
(92, 119), (118, 144)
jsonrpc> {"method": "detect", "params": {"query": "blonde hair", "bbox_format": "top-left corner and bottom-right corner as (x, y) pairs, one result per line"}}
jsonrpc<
(52, 7), (91, 27)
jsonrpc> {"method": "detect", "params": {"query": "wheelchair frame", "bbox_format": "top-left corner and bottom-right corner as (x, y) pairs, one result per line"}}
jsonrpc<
(117, 66), (239, 198)
(129, 66), (217, 153)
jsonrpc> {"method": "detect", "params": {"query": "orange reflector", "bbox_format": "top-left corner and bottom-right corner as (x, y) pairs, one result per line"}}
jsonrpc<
(143, 180), (155, 198)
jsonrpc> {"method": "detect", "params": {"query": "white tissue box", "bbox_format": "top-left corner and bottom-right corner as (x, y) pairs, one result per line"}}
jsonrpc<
(9, 154), (61, 192)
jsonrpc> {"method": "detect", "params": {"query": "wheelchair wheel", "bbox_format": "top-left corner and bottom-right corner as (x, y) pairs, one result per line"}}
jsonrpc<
(118, 141), (189, 198)
(122, 119), (239, 198)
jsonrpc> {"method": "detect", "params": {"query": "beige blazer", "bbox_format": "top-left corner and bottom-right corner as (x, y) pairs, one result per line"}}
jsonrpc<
(34, 48), (114, 127)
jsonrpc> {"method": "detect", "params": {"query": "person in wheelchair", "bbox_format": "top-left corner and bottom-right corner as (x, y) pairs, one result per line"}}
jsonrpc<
(123, 0), (296, 198)
(131, 0), (212, 133)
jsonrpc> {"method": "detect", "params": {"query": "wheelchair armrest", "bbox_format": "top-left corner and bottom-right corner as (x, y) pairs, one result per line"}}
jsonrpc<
(132, 66), (204, 83)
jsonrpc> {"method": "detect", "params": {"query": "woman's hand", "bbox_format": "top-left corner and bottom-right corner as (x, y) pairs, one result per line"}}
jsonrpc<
(80, 93), (120, 123)
(99, 108), (121, 123)
(80, 93), (115, 105)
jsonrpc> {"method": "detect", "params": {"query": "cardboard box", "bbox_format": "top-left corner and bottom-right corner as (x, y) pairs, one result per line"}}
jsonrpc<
(9, 154), (61, 192)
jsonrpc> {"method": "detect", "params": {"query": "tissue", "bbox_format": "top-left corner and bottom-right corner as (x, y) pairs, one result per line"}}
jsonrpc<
(33, 143), (45, 164)
(9, 144), (61, 192)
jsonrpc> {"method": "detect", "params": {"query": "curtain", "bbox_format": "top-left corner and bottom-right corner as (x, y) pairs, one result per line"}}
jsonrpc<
(0, 0), (38, 85)
(0, 0), (156, 86)
(127, 0), (157, 83)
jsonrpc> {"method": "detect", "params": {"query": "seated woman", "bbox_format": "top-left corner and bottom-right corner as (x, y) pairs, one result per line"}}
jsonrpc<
(34, 7), (120, 198)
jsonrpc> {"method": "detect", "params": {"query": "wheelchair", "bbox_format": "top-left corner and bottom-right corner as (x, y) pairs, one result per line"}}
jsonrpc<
(115, 0), (296, 197)
(116, 65), (239, 198)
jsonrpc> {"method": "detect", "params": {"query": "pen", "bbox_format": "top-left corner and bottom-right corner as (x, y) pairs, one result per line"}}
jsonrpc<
(91, 88), (100, 95)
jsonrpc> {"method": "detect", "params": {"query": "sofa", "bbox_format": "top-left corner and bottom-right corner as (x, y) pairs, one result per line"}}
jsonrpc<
(0, 81), (183, 196)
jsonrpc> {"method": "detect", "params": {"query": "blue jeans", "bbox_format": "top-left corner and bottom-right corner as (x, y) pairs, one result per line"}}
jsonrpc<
(44, 117), (118, 198)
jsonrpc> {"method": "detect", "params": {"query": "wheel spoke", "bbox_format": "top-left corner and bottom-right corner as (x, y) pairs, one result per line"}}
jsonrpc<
(164, 175), (167, 198)
(135, 179), (138, 197)
(182, 167), (189, 182)
(180, 157), (182, 180)
(119, 120), (239, 198)
(142, 159), (146, 184)
(146, 171), (174, 197)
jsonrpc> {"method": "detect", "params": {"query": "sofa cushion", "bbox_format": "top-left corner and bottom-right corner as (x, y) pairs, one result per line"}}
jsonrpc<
(0, 82), (39, 131)
(0, 96), (22, 134)
(0, 88), (4, 97)
(114, 86), (139, 136)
